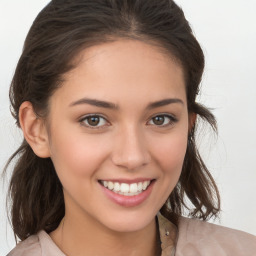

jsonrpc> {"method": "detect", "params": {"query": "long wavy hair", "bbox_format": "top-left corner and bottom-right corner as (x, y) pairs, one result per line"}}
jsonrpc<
(5, 0), (220, 241)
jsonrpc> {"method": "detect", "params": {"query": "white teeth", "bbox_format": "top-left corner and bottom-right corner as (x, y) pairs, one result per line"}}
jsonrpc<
(120, 183), (129, 193)
(101, 180), (151, 196)
(130, 183), (138, 193)
(138, 182), (142, 192)
(113, 182), (120, 192)
(142, 181), (150, 190)
(108, 181), (114, 190)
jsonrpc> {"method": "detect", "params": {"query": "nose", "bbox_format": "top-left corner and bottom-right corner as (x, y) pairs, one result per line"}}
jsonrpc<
(111, 125), (151, 170)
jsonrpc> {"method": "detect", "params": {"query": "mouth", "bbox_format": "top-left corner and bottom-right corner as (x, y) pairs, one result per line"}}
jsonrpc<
(99, 180), (153, 196)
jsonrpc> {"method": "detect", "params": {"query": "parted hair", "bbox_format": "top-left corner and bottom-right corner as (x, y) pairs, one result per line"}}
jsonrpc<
(5, 0), (220, 241)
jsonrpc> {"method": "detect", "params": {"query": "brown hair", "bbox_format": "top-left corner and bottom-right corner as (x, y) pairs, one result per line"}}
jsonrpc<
(5, 0), (220, 241)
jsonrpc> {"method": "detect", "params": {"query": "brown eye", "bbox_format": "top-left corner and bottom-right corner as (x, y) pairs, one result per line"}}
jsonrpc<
(80, 115), (108, 128)
(152, 116), (165, 125)
(87, 116), (100, 126)
(148, 114), (177, 127)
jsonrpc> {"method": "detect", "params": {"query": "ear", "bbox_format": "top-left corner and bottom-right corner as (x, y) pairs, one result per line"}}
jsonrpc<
(19, 101), (51, 158)
(188, 112), (197, 133)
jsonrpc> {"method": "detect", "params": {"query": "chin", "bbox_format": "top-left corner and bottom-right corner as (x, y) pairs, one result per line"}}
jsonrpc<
(97, 210), (156, 233)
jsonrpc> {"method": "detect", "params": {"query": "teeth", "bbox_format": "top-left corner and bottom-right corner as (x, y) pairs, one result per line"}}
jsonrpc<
(113, 182), (120, 192)
(130, 183), (138, 193)
(101, 180), (151, 196)
(120, 183), (129, 193)
(142, 181), (149, 190)
(108, 181), (114, 190)
(138, 182), (142, 192)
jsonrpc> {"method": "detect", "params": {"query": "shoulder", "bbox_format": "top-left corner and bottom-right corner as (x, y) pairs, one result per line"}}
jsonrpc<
(7, 230), (66, 256)
(176, 217), (256, 256)
(7, 233), (41, 256)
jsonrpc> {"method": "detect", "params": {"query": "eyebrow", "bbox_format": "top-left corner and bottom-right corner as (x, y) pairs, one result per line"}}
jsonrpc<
(70, 98), (118, 109)
(69, 97), (183, 109)
(146, 98), (184, 110)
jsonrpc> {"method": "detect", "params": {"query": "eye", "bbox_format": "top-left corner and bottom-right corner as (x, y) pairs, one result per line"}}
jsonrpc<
(148, 114), (177, 127)
(80, 115), (108, 128)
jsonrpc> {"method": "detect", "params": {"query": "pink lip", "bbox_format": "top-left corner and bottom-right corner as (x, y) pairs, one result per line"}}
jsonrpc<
(99, 180), (155, 207)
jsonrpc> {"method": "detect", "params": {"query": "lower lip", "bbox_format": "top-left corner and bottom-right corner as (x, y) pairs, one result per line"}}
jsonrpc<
(100, 181), (155, 207)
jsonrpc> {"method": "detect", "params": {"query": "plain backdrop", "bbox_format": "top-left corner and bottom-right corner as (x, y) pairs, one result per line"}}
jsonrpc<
(1, 0), (256, 254)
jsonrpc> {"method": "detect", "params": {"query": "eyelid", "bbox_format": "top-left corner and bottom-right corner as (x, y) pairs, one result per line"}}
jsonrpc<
(147, 113), (178, 127)
(79, 114), (110, 129)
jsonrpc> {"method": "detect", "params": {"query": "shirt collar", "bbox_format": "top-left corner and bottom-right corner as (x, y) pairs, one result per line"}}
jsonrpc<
(157, 213), (178, 256)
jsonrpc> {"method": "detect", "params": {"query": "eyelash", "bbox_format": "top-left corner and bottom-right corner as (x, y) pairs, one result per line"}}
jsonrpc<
(79, 114), (177, 129)
(147, 114), (178, 127)
(79, 114), (109, 129)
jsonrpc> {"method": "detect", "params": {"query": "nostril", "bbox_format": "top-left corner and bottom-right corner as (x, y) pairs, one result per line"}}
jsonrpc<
(111, 152), (151, 170)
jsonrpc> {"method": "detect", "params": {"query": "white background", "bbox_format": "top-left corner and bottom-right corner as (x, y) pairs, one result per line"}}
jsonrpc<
(0, 0), (256, 254)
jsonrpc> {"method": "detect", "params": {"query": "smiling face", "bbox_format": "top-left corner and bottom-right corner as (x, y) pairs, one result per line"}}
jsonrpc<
(45, 39), (190, 233)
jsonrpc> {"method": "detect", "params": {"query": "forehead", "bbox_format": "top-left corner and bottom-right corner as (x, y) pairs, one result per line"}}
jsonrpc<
(51, 39), (186, 109)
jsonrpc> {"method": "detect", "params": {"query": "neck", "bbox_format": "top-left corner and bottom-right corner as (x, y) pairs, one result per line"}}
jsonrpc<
(50, 209), (159, 256)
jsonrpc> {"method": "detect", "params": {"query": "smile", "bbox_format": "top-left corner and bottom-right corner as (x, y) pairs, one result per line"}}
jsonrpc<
(99, 180), (151, 196)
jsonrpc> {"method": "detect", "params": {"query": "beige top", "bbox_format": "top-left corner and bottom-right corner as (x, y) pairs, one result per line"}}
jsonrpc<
(8, 214), (256, 256)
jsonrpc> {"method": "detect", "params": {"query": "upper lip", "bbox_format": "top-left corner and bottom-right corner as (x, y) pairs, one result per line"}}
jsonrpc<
(98, 178), (155, 184)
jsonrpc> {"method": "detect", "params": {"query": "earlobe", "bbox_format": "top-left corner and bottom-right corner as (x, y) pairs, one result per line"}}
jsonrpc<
(19, 101), (51, 158)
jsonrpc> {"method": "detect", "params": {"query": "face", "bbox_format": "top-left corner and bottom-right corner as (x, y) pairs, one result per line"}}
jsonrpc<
(46, 39), (190, 233)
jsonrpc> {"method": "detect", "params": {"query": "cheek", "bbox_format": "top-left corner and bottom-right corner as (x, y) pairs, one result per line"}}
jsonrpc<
(150, 131), (188, 174)
(148, 130), (188, 208)
(49, 129), (111, 178)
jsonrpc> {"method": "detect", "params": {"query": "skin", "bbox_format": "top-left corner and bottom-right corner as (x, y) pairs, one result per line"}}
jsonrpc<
(20, 39), (193, 256)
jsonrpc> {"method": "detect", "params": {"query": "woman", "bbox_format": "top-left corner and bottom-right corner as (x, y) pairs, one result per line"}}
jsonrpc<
(5, 0), (256, 255)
